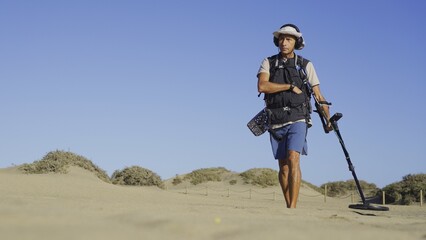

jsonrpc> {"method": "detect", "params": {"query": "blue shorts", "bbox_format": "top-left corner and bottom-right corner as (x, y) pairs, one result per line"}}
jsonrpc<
(270, 122), (308, 160)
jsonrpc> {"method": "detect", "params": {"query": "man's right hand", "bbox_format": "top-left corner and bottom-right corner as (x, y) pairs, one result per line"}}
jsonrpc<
(292, 86), (303, 94)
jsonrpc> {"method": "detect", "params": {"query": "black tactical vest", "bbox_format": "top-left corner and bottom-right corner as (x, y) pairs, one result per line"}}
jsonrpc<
(265, 54), (311, 125)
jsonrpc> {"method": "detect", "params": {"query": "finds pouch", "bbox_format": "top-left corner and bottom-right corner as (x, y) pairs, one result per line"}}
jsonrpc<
(247, 108), (269, 136)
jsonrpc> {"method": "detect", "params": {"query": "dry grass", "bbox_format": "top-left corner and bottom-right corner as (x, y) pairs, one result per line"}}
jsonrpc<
(111, 166), (164, 189)
(382, 173), (426, 205)
(320, 180), (379, 197)
(19, 150), (110, 183)
(182, 167), (232, 185)
(240, 168), (279, 188)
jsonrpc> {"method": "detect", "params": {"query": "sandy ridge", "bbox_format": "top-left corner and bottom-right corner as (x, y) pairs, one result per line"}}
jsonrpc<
(0, 166), (425, 240)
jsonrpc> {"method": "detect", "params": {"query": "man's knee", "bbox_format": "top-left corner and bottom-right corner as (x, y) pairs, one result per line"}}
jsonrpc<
(287, 150), (300, 165)
(278, 159), (289, 173)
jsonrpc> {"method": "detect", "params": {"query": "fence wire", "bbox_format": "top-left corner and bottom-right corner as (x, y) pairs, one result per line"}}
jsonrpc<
(167, 185), (327, 201)
(166, 185), (424, 206)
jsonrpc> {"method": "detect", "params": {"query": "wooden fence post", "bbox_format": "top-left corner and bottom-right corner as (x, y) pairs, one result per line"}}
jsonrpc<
(382, 191), (386, 205)
(421, 190), (423, 207)
(324, 185), (327, 203)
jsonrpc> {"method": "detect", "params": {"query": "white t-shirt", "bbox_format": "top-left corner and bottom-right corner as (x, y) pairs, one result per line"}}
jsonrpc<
(257, 57), (320, 87)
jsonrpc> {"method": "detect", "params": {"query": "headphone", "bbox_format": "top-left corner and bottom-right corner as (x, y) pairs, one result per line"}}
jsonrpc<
(273, 23), (305, 50)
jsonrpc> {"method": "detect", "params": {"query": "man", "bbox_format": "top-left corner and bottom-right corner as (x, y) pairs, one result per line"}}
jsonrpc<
(257, 24), (331, 208)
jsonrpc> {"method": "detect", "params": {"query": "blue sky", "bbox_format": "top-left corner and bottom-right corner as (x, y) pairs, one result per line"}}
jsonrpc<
(1, 0), (425, 188)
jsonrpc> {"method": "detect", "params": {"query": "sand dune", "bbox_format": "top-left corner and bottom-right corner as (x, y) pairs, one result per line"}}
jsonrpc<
(0, 166), (425, 240)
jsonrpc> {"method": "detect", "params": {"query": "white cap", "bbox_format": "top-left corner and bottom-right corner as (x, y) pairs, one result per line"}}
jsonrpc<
(273, 25), (302, 38)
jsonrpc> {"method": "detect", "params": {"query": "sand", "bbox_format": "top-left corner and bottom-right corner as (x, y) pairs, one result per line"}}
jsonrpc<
(0, 166), (425, 240)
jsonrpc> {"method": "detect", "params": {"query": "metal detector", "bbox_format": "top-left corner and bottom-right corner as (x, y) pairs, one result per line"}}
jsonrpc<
(309, 87), (389, 211)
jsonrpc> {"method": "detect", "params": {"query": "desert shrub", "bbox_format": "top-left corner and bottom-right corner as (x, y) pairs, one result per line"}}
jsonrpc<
(229, 179), (237, 185)
(382, 173), (426, 205)
(172, 175), (183, 185)
(240, 168), (279, 188)
(183, 167), (231, 185)
(19, 150), (110, 183)
(320, 180), (379, 197)
(321, 181), (347, 197)
(382, 182), (403, 203)
(111, 166), (164, 189)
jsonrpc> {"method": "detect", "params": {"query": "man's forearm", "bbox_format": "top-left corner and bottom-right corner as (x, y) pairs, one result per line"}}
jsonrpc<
(257, 72), (293, 94)
(258, 81), (292, 94)
(312, 85), (331, 121)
